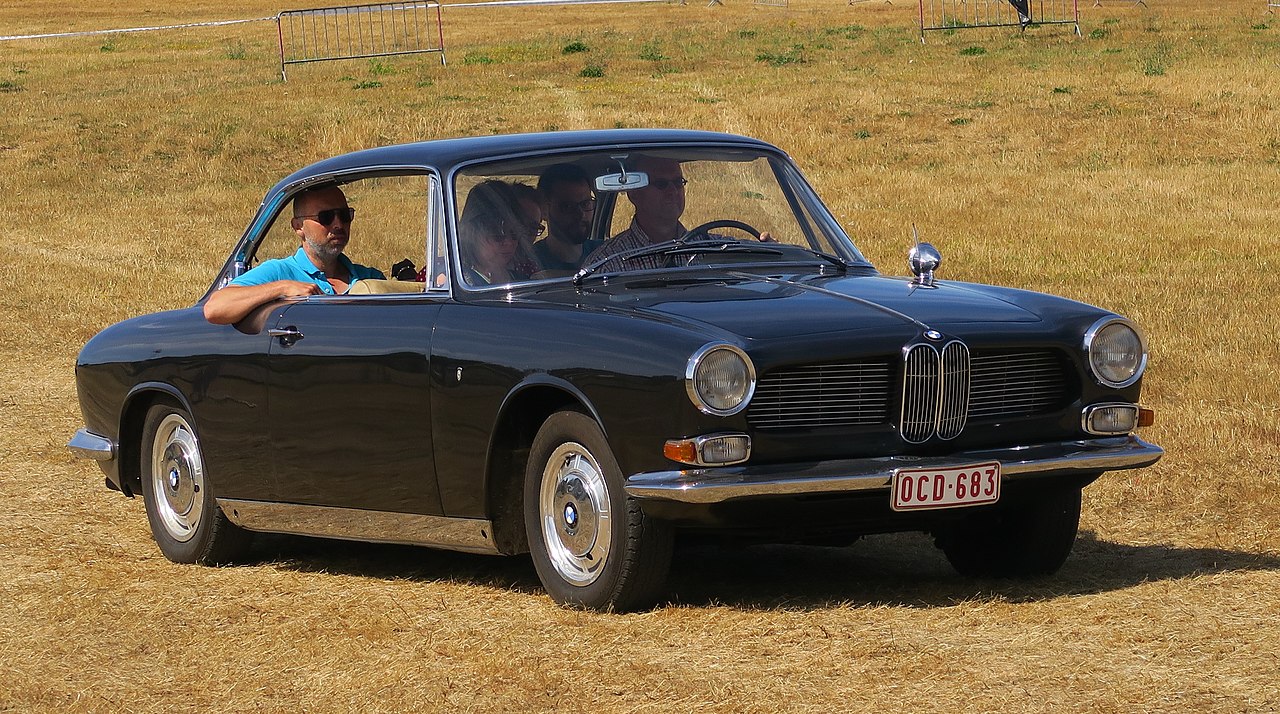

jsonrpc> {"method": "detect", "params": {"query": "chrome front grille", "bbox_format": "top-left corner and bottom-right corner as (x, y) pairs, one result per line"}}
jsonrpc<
(968, 351), (1068, 419)
(900, 341), (970, 443)
(745, 346), (1065, 436)
(746, 361), (892, 430)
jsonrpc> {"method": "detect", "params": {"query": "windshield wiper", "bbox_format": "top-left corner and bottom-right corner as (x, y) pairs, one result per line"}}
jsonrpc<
(573, 239), (847, 285)
(790, 246), (851, 272)
(572, 238), (694, 285)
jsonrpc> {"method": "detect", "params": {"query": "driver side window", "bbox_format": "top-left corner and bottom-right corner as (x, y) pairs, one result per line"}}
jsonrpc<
(250, 174), (431, 291)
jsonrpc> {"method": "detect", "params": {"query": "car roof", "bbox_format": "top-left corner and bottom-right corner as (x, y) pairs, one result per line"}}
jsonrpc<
(265, 129), (780, 202)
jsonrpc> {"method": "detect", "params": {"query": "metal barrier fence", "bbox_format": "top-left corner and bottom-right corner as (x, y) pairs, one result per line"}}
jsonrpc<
(919, 0), (1079, 41)
(277, 1), (445, 81)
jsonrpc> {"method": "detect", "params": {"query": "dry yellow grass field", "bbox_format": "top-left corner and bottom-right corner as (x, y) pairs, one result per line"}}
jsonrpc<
(2, 0), (1278, 711)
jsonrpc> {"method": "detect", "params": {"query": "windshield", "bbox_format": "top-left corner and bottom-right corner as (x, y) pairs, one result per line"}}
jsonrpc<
(451, 146), (869, 289)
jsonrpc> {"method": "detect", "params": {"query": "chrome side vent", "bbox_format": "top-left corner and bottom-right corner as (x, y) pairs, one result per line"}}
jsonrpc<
(900, 340), (970, 443)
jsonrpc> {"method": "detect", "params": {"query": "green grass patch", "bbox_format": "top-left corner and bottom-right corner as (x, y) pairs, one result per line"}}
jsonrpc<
(579, 63), (605, 78)
(756, 45), (806, 67)
(639, 41), (667, 61)
(562, 40), (589, 54)
(1142, 44), (1171, 76)
(959, 46), (986, 56)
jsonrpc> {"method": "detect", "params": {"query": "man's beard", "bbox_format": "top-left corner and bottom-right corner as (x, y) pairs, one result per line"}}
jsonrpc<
(552, 222), (590, 245)
(306, 235), (345, 260)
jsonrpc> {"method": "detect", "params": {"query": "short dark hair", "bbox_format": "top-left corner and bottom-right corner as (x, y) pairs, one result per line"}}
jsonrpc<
(291, 185), (346, 218)
(537, 163), (590, 196)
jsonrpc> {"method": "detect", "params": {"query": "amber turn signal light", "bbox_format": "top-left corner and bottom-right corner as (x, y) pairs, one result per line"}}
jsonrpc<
(663, 440), (699, 464)
(1138, 407), (1155, 428)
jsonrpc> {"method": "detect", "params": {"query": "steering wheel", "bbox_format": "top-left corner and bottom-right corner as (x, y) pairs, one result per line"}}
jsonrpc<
(680, 219), (762, 242)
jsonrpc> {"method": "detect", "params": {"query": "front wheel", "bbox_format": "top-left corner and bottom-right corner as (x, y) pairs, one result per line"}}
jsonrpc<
(140, 403), (252, 565)
(524, 411), (673, 611)
(934, 485), (1082, 578)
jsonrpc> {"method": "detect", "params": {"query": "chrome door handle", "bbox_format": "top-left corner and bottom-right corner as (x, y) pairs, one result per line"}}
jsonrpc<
(269, 326), (304, 347)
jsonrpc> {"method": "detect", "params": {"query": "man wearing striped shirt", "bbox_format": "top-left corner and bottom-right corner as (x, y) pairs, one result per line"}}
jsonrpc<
(583, 156), (690, 273)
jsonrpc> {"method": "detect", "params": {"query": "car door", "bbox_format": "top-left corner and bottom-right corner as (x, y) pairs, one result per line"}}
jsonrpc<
(262, 171), (449, 515)
(265, 297), (444, 514)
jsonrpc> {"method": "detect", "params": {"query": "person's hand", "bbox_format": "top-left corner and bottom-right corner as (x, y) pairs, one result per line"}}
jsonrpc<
(275, 281), (324, 298)
(758, 231), (777, 243)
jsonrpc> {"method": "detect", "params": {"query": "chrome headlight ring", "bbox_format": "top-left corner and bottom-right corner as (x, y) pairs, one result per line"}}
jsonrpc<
(685, 343), (757, 417)
(1084, 316), (1148, 389)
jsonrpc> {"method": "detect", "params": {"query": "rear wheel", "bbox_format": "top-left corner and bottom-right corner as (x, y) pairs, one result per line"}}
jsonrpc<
(140, 403), (252, 564)
(934, 485), (1082, 578)
(524, 411), (673, 611)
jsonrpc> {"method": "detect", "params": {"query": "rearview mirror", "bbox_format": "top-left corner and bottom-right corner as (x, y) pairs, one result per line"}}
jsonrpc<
(595, 171), (648, 192)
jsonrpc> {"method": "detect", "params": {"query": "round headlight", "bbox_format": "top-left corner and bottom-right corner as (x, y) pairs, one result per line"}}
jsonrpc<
(686, 344), (756, 416)
(1085, 318), (1147, 388)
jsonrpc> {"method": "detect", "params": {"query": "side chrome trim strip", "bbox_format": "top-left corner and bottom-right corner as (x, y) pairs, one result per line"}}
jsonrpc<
(68, 428), (116, 461)
(216, 499), (501, 555)
(625, 435), (1164, 504)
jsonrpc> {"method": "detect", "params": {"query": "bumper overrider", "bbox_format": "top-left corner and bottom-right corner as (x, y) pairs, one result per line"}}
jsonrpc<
(68, 429), (115, 461)
(624, 435), (1163, 504)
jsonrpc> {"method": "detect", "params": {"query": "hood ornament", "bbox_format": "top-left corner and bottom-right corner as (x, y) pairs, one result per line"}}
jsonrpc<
(908, 224), (942, 289)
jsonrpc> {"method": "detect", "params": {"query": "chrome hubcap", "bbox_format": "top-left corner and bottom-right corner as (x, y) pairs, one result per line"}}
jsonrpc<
(539, 443), (611, 585)
(150, 414), (205, 543)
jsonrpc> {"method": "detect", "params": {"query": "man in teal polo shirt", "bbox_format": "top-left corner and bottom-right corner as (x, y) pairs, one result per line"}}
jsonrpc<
(203, 186), (385, 325)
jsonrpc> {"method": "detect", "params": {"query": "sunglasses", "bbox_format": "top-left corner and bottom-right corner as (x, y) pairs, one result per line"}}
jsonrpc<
(298, 207), (356, 225)
(649, 178), (688, 190)
(486, 232), (520, 244)
(557, 197), (596, 214)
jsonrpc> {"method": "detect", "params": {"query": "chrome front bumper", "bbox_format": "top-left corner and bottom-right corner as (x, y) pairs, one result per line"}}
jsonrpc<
(624, 435), (1163, 504)
(67, 428), (116, 461)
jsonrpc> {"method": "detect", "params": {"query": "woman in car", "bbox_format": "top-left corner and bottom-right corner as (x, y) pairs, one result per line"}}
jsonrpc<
(458, 180), (533, 286)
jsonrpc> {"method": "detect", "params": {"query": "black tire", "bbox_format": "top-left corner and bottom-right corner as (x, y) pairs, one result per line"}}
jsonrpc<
(140, 403), (252, 565)
(934, 486), (1082, 578)
(523, 410), (673, 611)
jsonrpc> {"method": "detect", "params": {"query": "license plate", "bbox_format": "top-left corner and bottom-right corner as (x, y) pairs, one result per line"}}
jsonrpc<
(891, 461), (1001, 512)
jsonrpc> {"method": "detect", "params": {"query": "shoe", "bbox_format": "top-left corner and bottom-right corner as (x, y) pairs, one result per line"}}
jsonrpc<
(1019, 13), (1031, 29)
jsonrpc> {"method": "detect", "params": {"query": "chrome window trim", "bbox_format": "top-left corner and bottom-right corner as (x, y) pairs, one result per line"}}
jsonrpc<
(1083, 316), (1148, 389)
(685, 343), (757, 417)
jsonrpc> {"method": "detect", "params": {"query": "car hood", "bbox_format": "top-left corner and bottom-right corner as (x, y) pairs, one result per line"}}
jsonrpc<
(534, 272), (1050, 341)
